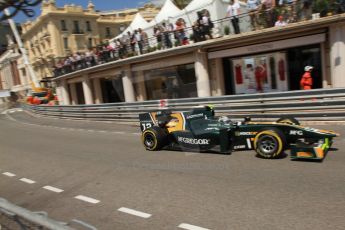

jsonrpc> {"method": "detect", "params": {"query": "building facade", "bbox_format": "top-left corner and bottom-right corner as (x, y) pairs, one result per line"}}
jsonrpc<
(20, 0), (160, 83)
(0, 42), (31, 106)
(51, 13), (345, 106)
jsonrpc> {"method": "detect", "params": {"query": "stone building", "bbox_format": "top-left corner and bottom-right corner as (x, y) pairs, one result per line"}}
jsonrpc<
(51, 13), (345, 105)
(20, 0), (160, 84)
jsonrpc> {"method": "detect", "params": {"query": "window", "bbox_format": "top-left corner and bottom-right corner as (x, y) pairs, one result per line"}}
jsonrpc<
(63, 37), (68, 49)
(73, 21), (80, 33)
(88, 38), (93, 48)
(86, 21), (91, 31)
(142, 64), (197, 100)
(61, 20), (67, 31)
(106, 27), (111, 38)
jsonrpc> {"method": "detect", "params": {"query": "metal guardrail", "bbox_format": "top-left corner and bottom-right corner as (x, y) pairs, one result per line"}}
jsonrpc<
(0, 198), (98, 230)
(25, 88), (345, 121)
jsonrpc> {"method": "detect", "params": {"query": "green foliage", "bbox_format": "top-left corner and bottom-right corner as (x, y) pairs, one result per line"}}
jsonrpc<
(172, 0), (193, 9)
(224, 26), (230, 35)
(312, 0), (330, 16)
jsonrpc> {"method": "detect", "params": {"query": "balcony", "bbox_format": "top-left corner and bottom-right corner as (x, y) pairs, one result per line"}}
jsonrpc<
(72, 30), (85, 35)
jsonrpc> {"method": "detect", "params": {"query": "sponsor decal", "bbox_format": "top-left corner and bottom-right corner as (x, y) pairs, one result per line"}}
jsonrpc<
(177, 137), (210, 145)
(186, 113), (204, 119)
(234, 145), (246, 149)
(235, 131), (257, 136)
(205, 127), (219, 131)
(289, 130), (303, 135)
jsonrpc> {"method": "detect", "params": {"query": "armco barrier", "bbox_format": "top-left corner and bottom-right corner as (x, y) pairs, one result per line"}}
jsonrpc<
(25, 88), (345, 121)
(0, 198), (97, 230)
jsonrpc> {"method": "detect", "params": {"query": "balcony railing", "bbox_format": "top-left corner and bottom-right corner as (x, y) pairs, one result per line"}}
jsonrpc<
(72, 30), (84, 35)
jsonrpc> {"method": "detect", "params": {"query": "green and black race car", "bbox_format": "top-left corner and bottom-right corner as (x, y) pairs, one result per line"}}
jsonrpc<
(139, 106), (339, 160)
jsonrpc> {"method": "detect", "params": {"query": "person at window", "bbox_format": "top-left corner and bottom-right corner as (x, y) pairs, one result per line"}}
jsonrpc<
(227, 0), (241, 34)
(247, 0), (260, 30)
(275, 15), (287, 26)
(300, 66), (313, 90)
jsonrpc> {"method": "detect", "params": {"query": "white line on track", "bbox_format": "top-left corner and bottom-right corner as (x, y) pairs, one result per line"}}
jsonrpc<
(2, 172), (16, 177)
(19, 178), (36, 184)
(118, 207), (152, 218)
(43, 186), (64, 193)
(178, 223), (210, 230)
(74, 195), (100, 204)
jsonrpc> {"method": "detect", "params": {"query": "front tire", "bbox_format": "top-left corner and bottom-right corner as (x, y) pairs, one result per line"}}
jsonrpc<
(142, 127), (168, 151)
(254, 129), (286, 159)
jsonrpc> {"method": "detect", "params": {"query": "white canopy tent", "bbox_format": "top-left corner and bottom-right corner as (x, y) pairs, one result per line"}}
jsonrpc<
(143, 0), (182, 41)
(184, 0), (214, 12)
(113, 13), (149, 40)
(149, 0), (182, 26)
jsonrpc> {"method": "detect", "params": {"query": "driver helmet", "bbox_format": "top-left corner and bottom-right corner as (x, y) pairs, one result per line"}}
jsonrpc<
(219, 116), (232, 124)
(304, 66), (314, 72)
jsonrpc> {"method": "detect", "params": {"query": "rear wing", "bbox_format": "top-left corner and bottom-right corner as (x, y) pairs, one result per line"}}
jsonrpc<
(139, 113), (156, 132)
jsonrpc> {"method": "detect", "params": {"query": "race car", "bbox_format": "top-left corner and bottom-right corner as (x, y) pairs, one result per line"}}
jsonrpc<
(139, 106), (339, 160)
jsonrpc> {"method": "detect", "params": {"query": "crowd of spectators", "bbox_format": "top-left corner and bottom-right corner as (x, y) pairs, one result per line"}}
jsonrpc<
(53, 0), (345, 77)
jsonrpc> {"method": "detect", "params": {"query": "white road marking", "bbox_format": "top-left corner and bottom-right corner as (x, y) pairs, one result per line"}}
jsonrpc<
(74, 195), (100, 204)
(132, 133), (141, 135)
(114, 131), (125, 134)
(2, 172), (16, 177)
(9, 111), (15, 114)
(118, 207), (152, 218)
(19, 178), (36, 184)
(178, 223), (210, 230)
(43, 186), (64, 193)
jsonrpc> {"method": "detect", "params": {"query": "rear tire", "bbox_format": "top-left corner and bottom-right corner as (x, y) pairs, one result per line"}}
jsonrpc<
(142, 126), (168, 151)
(277, 117), (300, 125)
(254, 128), (286, 159)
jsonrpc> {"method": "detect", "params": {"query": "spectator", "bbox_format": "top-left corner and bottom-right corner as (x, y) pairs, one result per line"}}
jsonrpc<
(128, 31), (137, 54)
(154, 26), (163, 49)
(298, 0), (312, 20)
(261, 0), (276, 28)
(139, 28), (148, 53)
(247, 0), (260, 30)
(275, 15), (287, 26)
(196, 11), (206, 41)
(135, 29), (143, 54)
(175, 19), (184, 45)
(227, 0), (241, 34)
(162, 22), (172, 48)
(202, 10), (213, 39)
(335, 0), (345, 13)
(192, 21), (203, 43)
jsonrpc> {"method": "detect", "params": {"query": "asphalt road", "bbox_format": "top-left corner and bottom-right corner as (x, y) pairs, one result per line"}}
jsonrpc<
(0, 110), (344, 230)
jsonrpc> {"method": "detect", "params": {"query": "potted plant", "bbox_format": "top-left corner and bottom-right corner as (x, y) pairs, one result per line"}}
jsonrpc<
(312, 0), (330, 17)
(224, 26), (230, 35)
